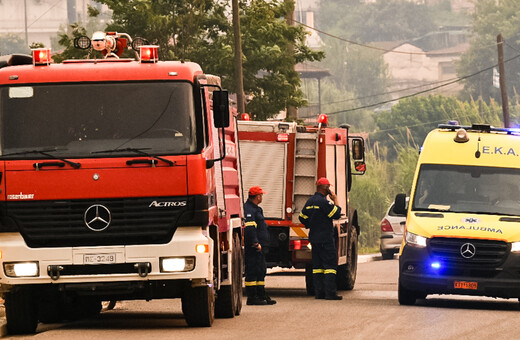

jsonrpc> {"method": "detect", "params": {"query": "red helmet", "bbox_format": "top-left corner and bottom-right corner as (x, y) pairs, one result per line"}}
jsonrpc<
(316, 177), (331, 186)
(248, 186), (267, 196)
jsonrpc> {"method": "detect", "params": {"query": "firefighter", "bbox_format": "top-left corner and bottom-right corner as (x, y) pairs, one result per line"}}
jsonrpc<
(299, 178), (343, 300)
(243, 186), (276, 305)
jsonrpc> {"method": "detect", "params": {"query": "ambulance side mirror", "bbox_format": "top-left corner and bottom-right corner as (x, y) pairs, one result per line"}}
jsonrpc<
(213, 90), (230, 128)
(394, 193), (407, 215)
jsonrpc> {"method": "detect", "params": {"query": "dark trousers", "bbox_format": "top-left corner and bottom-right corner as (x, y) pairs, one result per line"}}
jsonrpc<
(245, 247), (267, 297)
(311, 241), (338, 298)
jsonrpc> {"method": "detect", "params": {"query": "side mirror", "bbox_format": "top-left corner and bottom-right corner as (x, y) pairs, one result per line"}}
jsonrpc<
(352, 138), (364, 160)
(394, 193), (407, 215)
(213, 90), (230, 128)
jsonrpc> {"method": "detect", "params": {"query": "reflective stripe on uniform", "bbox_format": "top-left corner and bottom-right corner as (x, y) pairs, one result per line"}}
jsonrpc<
(256, 281), (265, 286)
(245, 221), (257, 228)
(313, 269), (324, 274)
(245, 281), (257, 286)
(324, 269), (337, 275)
(299, 212), (308, 219)
(305, 205), (320, 210)
(327, 206), (338, 218)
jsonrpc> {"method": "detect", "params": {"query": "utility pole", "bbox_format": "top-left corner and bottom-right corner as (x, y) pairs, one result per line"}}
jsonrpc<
(24, 0), (29, 47)
(285, 0), (298, 120)
(232, 0), (246, 114)
(497, 33), (510, 128)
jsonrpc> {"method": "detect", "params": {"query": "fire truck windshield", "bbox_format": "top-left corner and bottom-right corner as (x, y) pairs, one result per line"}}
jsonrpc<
(0, 82), (197, 158)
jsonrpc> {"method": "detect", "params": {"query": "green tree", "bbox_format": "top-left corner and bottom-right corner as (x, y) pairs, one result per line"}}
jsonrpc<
(458, 0), (520, 105)
(0, 34), (30, 55)
(372, 95), (504, 159)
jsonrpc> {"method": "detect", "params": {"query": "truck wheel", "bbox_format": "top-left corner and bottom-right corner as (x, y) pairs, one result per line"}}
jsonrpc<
(38, 295), (63, 324)
(5, 289), (38, 335)
(215, 233), (242, 318)
(398, 281), (417, 306)
(305, 263), (315, 296)
(337, 226), (358, 290)
(182, 285), (215, 327)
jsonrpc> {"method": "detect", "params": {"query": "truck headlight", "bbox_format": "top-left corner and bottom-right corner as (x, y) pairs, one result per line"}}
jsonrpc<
(4, 262), (39, 277)
(405, 231), (427, 248)
(511, 242), (520, 252)
(160, 257), (195, 272)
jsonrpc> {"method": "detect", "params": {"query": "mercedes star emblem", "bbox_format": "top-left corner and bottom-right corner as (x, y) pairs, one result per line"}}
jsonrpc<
(460, 243), (476, 259)
(84, 204), (111, 231)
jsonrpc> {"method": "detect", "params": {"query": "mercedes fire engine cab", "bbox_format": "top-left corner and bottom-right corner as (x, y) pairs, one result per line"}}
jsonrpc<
(0, 32), (243, 334)
(237, 115), (366, 294)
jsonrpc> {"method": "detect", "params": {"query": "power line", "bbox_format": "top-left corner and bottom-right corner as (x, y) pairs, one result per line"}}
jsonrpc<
(308, 76), (460, 106)
(27, 0), (64, 29)
(323, 52), (520, 116)
(294, 20), (496, 57)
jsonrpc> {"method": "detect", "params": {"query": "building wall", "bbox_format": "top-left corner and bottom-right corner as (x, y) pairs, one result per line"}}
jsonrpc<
(0, 0), (106, 51)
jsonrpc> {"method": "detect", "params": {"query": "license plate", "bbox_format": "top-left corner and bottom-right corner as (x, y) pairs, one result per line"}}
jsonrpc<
(84, 253), (116, 265)
(454, 281), (478, 290)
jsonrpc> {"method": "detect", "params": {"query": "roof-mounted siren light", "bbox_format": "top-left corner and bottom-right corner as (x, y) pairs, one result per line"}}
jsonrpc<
(32, 48), (51, 66)
(454, 128), (470, 143)
(318, 114), (328, 126)
(139, 45), (159, 63)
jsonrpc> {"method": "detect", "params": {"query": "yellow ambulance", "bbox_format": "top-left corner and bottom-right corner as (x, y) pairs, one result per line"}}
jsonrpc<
(395, 123), (520, 305)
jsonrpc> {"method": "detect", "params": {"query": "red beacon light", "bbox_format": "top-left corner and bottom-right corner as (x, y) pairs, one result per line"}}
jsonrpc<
(277, 133), (289, 142)
(240, 113), (251, 121)
(318, 114), (328, 126)
(139, 45), (159, 63)
(32, 48), (51, 66)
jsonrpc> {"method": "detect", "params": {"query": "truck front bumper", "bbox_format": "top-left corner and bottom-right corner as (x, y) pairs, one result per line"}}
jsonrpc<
(0, 227), (211, 288)
(399, 244), (520, 299)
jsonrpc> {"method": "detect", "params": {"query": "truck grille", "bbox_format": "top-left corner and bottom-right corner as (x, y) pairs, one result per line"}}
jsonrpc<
(5, 196), (191, 248)
(429, 237), (508, 266)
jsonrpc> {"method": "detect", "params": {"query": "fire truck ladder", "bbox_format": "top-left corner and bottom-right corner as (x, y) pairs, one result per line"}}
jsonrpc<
(292, 132), (319, 227)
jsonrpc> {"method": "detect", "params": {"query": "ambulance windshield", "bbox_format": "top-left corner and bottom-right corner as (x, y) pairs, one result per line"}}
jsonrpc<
(0, 82), (197, 158)
(413, 164), (520, 216)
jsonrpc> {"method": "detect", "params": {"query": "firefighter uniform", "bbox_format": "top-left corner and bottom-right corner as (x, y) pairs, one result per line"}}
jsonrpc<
(243, 186), (276, 305)
(299, 190), (342, 299)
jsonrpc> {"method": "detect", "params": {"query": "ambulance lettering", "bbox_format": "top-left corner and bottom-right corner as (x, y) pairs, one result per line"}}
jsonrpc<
(437, 225), (503, 234)
(482, 145), (520, 157)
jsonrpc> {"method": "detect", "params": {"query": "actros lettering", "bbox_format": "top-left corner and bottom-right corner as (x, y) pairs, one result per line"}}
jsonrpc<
(149, 200), (187, 208)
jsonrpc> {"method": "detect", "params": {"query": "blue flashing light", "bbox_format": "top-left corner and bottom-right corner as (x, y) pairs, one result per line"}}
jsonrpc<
(448, 120), (459, 126)
(430, 262), (441, 269)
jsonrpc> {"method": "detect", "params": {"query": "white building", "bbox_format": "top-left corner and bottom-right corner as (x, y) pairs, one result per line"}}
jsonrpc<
(0, 0), (108, 52)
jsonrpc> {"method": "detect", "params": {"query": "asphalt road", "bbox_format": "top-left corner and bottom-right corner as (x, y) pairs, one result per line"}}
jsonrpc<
(4, 257), (520, 339)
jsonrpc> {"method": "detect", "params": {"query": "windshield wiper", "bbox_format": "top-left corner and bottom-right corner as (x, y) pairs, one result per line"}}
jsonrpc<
(1, 148), (81, 169)
(91, 147), (175, 166)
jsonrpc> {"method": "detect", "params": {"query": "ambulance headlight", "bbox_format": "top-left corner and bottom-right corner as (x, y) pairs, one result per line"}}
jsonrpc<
(511, 242), (520, 252)
(160, 257), (195, 272)
(405, 231), (427, 248)
(4, 262), (39, 277)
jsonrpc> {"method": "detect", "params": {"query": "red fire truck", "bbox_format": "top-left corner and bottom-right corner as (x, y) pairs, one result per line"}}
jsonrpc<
(0, 32), (243, 334)
(237, 116), (366, 294)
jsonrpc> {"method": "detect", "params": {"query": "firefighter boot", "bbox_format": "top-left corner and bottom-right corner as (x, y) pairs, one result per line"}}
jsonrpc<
(324, 273), (342, 300)
(313, 273), (325, 299)
(246, 286), (267, 305)
(257, 286), (276, 305)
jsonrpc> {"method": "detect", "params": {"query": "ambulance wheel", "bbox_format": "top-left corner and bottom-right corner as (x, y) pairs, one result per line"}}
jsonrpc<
(398, 281), (417, 306)
(5, 289), (38, 335)
(305, 263), (315, 296)
(338, 227), (358, 291)
(182, 285), (215, 327)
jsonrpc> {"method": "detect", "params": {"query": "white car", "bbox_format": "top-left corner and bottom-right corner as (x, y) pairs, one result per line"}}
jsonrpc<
(379, 199), (407, 260)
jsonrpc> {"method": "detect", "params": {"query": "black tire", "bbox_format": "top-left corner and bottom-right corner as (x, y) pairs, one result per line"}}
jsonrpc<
(38, 295), (63, 324)
(305, 263), (315, 296)
(381, 249), (394, 260)
(337, 226), (358, 290)
(5, 289), (38, 335)
(215, 233), (243, 318)
(182, 285), (215, 327)
(398, 281), (418, 306)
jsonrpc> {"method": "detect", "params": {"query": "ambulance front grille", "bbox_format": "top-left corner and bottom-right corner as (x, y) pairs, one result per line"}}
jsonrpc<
(428, 237), (508, 266)
(5, 196), (187, 248)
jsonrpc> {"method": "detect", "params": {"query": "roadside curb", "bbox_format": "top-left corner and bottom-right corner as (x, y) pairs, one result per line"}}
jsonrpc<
(358, 253), (382, 263)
